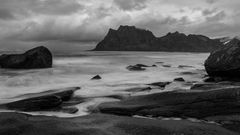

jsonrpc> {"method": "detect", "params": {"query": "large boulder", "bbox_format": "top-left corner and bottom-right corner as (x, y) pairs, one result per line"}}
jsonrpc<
(205, 38), (240, 78)
(93, 25), (222, 52)
(0, 46), (52, 69)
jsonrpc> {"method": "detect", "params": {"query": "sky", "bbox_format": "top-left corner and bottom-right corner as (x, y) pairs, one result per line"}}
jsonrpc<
(0, 0), (240, 53)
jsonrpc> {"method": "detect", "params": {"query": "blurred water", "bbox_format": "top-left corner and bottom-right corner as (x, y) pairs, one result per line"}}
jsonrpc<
(0, 51), (209, 117)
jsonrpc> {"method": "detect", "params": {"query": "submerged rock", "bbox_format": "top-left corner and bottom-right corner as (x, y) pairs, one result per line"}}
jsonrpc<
(205, 38), (240, 78)
(0, 46), (52, 69)
(0, 112), (237, 135)
(91, 75), (102, 80)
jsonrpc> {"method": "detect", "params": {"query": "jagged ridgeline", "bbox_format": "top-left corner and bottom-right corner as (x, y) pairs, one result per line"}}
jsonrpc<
(94, 25), (223, 52)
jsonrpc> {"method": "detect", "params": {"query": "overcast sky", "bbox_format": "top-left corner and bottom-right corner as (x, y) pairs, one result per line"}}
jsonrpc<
(0, 0), (240, 52)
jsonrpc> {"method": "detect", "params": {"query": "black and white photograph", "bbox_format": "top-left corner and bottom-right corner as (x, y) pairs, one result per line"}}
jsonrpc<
(0, 0), (240, 135)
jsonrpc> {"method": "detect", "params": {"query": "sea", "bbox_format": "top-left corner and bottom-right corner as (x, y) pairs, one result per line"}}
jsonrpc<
(0, 51), (209, 117)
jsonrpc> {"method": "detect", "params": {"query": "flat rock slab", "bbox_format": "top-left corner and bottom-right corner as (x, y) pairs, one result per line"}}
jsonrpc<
(0, 112), (238, 135)
(0, 87), (81, 112)
(191, 82), (240, 91)
(97, 88), (240, 119)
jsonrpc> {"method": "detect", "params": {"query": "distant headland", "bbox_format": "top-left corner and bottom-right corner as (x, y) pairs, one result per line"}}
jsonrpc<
(93, 25), (224, 52)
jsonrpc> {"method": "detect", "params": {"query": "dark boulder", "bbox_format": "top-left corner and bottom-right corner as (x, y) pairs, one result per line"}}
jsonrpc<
(0, 46), (52, 69)
(91, 75), (102, 80)
(205, 38), (240, 78)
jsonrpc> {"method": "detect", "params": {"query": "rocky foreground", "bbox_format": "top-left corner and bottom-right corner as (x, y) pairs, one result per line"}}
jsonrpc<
(94, 25), (222, 52)
(2, 39), (240, 134)
(0, 112), (238, 135)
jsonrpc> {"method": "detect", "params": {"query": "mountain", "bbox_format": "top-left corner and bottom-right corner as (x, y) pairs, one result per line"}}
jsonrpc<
(215, 37), (231, 45)
(93, 25), (223, 52)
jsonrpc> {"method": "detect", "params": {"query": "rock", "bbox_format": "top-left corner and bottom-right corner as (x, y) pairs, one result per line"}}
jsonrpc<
(204, 77), (224, 82)
(60, 107), (79, 114)
(91, 75), (102, 80)
(97, 87), (240, 119)
(93, 25), (222, 52)
(147, 82), (171, 88)
(135, 64), (149, 67)
(191, 82), (240, 91)
(180, 72), (197, 75)
(174, 77), (185, 82)
(162, 64), (171, 68)
(127, 65), (146, 71)
(205, 38), (240, 78)
(0, 46), (52, 69)
(0, 112), (238, 135)
(4, 95), (62, 111)
(178, 65), (194, 68)
(205, 115), (240, 134)
(124, 87), (152, 92)
(0, 87), (80, 112)
(62, 96), (85, 106)
(126, 64), (157, 71)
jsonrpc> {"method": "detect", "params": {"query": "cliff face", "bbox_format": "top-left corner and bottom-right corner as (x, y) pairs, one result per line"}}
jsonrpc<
(94, 25), (223, 52)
